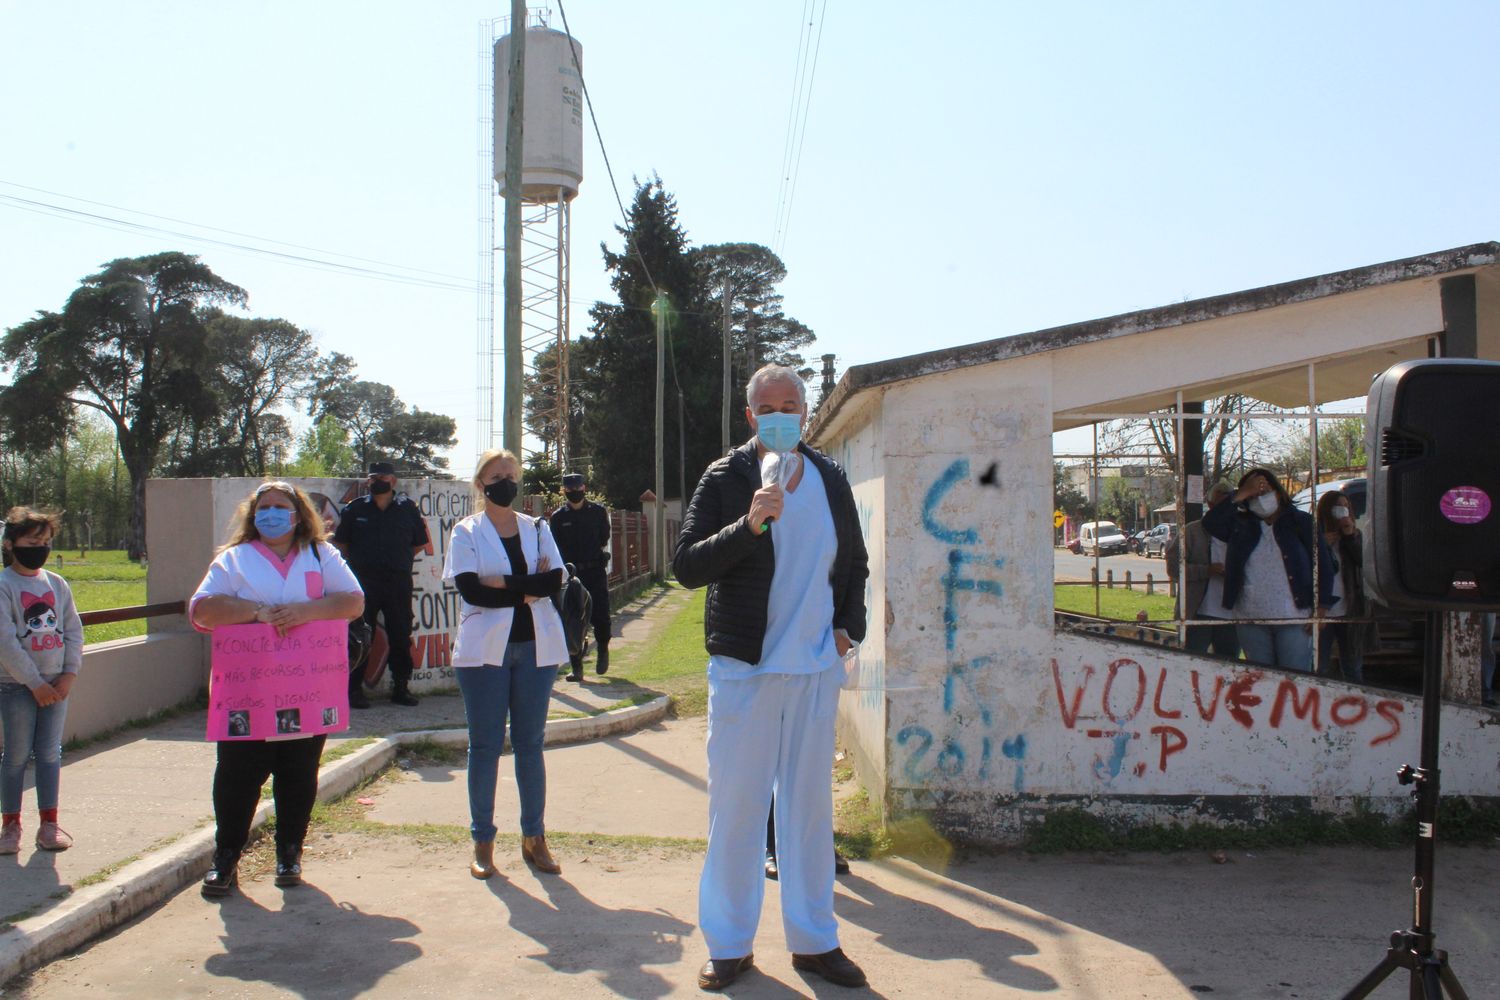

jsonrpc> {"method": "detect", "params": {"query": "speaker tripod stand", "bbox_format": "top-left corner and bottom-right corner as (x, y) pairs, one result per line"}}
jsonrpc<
(1342, 611), (1469, 1000)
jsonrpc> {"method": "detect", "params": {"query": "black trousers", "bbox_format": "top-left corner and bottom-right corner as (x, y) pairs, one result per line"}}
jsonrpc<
(213, 735), (327, 855)
(360, 571), (415, 685)
(578, 565), (612, 646)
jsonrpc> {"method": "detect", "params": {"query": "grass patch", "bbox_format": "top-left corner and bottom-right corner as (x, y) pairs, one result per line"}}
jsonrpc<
(834, 787), (892, 860)
(1022, 796), (1500, 853)
(322, 737), (377, 765)
(1054, 585), (1176, 621)
(589, 585), (709, 717)
(51, 551), (149, 644)
(398, 737), (467, 767)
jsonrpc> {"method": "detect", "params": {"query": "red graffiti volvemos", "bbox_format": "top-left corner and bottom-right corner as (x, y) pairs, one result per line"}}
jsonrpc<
(1052, 658), (1405, 773)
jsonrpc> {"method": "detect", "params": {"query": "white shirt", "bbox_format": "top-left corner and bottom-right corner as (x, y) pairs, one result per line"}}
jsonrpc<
(710, 460), (840, 680)
(191, 540), (362, 622)
(1199, 537), (1230, 619)
(1234, 520), (1307, 621)
(442, 511), (570, 668)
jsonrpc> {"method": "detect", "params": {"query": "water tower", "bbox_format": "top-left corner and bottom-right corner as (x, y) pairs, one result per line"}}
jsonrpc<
(477, 10), (583, 466)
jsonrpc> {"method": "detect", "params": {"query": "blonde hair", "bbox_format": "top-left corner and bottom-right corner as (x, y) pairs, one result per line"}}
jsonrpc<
(221, 481), (328, 553)
(472, 448), (521, 508)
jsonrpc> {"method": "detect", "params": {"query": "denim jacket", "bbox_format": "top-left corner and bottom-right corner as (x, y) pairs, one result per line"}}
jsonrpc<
(1201, 497), (1337, 614)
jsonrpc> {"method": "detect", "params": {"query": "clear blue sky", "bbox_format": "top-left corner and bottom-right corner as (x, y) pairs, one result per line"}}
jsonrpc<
(3, 1), (1498, 469)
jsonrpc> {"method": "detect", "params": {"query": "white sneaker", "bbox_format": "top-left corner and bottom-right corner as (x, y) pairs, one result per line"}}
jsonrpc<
(35, 821), (73, 851)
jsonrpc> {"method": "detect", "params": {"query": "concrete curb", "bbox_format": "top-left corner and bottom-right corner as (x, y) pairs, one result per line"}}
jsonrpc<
(0, 694), (671, 986)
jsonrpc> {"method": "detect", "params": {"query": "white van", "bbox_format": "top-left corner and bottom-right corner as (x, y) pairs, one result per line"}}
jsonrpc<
(1078, 520), (1128, 556)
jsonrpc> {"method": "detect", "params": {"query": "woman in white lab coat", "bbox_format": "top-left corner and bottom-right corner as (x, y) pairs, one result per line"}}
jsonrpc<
(190, 481), (365, 898)
(443, 448), (569, 879)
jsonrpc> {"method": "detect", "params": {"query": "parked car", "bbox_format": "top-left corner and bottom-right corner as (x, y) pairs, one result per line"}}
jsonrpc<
(1292, 477), (1367, 527)
(1141, 522), (1177, 557)
(1078, 520), (1129, 556)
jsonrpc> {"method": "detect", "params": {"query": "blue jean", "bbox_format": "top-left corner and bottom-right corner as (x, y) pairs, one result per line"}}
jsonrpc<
(1, 681), (68, 814)
(456, 641), (555, 841)
(1317, 622), (1364, 683)
(1237, 623), (1312, 672)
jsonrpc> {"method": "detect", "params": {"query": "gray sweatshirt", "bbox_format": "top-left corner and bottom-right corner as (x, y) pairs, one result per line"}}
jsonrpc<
(0, 566), (84, 688)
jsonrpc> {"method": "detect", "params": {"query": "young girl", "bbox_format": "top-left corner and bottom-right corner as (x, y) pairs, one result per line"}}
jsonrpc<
(0, 507), (84, 855)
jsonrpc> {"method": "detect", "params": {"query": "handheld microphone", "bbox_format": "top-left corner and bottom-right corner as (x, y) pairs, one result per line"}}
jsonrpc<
(759, 451), (785, 531)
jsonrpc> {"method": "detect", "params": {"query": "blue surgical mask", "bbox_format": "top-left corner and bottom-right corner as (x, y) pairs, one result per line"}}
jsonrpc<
(254, 507), (296, 539)
(755, 411), (802, 453)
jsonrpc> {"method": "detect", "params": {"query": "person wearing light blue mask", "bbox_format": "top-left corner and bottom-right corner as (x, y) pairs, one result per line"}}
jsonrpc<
(189, 481), (365, 898)
(674, 364), (871, 991)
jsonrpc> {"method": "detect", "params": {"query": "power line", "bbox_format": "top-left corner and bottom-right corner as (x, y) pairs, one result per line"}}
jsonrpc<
(771, 0), (829, 255)
(0, 190), (475, 294)
(0, 179), (472, 284)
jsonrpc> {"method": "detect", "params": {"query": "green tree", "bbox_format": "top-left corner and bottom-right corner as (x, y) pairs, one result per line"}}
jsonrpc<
(288, 414), (357, 477)
(0, 252), (247, 558)
(313, 380), (403, 471)
(376, 408), (458, 477)
(1053, 462), (1090, 519)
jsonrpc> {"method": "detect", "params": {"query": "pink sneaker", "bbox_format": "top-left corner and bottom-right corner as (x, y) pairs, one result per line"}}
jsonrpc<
(0, 821), (20, 855)
(35, 822), (73, 851)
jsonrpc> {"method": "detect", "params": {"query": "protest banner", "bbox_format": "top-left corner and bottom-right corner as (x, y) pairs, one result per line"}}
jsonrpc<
(206, 620), (351, 741)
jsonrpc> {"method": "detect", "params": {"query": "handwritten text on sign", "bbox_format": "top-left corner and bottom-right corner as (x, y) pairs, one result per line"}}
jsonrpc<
(207, 620), (350, 741)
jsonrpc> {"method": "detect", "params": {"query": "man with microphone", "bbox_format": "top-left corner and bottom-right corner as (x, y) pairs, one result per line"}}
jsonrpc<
(674, 364), (870, 991)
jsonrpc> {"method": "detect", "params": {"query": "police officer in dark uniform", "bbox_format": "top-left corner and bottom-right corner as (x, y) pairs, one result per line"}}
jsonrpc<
(334, 462), (431, 707)
(549, 472), (612, 681)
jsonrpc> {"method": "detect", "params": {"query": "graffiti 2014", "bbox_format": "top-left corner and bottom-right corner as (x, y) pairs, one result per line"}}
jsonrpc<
(1052, 658), (1405, 778)
(897, 459), (1027, 790)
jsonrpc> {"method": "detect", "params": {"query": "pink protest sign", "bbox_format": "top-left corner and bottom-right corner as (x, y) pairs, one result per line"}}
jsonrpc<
(207, 620), (350, 741)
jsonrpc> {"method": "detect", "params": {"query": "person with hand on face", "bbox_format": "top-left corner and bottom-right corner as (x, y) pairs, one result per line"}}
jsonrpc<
(334, 462), (430, 707)
(674, 364), (870, 992)
(443, 450), (571, 880)
(1203, 468), (1336, 672)
(0, 508), (84, 856)
(549, 472), (613, 681)
(189, 483), (365, 897)
(1314, 490), (1378, 683)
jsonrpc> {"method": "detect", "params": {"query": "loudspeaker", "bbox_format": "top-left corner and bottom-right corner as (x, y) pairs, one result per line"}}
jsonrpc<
(1365, 358), (1500, 610)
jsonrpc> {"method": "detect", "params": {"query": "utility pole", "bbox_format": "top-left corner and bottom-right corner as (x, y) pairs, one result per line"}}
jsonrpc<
(502, 0), (526, 460)
(721, 277), (732, 455)
(654, 296), (667, 580)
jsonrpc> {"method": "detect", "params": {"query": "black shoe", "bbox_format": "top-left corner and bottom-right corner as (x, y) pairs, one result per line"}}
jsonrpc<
(697, 954), (753, 991)
(391, 684), (419, 707)
(566, 671), (584, 683)
(274, 844), (304, 887)
(595, 642), (610, 675)
(792, 947), (867, 988)
(348, 682), (371, 710)
(764, 852), (779, 881)
(202, 848), (239, 899)
(834, 851), (850, 875)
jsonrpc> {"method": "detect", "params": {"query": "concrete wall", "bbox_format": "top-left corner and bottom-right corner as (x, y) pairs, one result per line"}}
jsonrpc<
(54, 633), (207, 744)
(816, 267), (1500, 844)
(829, 393), (889, 797)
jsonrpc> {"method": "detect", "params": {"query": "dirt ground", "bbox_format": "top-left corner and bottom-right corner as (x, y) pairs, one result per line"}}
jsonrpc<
(10, 715), (1500, 999)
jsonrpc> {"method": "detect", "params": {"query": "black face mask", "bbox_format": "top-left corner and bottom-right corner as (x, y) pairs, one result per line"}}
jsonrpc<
(484, 479), (519, 507)
(369, 479), (393, 496)
(12, 546), (49, 570)
(564, 490), (586, 504)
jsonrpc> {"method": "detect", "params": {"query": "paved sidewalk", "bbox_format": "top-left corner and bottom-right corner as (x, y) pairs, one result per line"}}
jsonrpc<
(0, 585), (692, 982)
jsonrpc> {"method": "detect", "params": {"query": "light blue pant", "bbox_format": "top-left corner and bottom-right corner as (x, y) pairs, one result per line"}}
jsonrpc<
(700, 666), (843, 958)
(1, 681), (68, 814)
(456, 642), (555, 841)
(1237, 623), (1312, 672)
